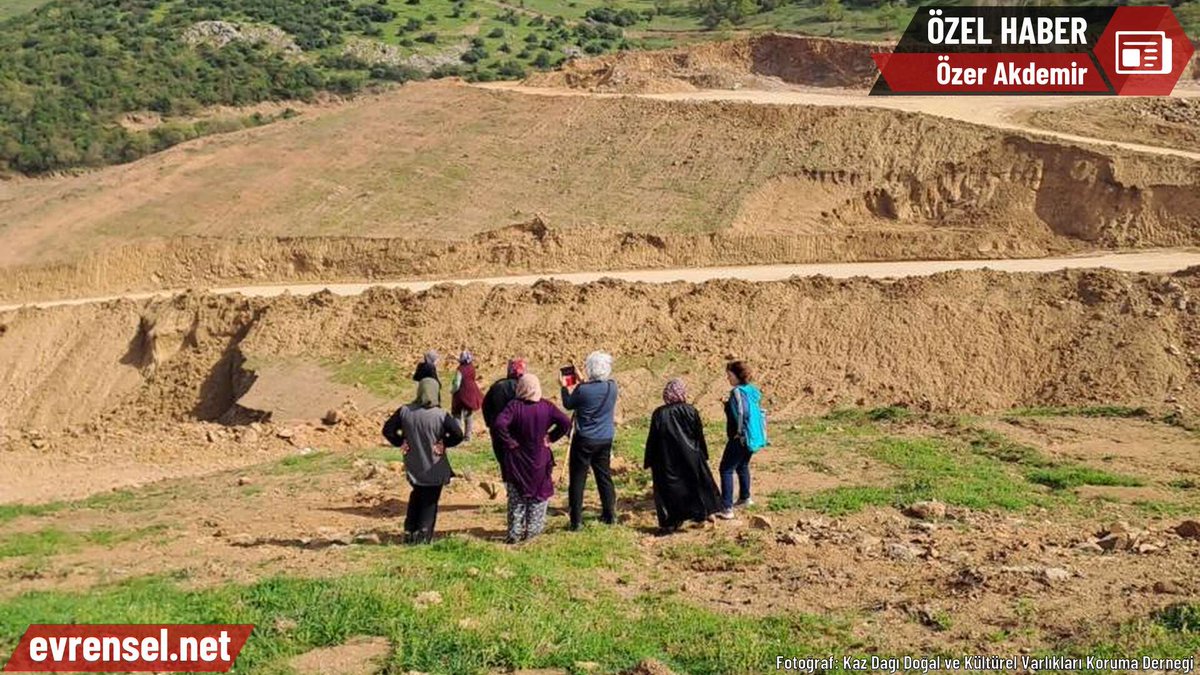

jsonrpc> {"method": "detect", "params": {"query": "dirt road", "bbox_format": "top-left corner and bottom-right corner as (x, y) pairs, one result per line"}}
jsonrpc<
(4, 249), (1198, 313)
(482, 83), (1200, 161)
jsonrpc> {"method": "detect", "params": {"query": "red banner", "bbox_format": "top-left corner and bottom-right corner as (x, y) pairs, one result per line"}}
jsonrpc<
(4, 625), (254, 673)
(872, 52), (1109, 93)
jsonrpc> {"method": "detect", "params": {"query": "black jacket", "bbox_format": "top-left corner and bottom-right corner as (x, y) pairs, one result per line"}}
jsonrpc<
(482, 377), (519, 428)
(644, 402), (722, 527)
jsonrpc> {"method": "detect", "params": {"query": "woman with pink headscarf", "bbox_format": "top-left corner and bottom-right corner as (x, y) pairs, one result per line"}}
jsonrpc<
(492, 373), (572, 543)
(643, 378), (722, 534)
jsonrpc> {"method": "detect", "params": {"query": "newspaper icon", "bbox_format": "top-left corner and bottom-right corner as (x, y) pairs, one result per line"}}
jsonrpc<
(1114, 31), (1173, 75)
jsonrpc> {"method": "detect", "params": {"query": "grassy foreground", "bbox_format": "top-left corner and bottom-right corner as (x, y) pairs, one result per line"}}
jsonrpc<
(1, 408), (1199, 673)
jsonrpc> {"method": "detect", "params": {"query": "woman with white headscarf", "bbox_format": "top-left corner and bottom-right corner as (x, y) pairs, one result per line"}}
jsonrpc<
(559, 350), (619, 530)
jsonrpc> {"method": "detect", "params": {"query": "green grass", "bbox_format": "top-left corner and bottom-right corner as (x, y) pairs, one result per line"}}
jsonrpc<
(660, 534), (766, 572)
(326, 355), (409, 399)
(0, 530), (851, 674)
(0, 0), (51, 23)
(0, 526), (169, 560)
(1027, 466), (1144, 491)
(0, 488), (170, 525)
(1008, 406), (1152, 420)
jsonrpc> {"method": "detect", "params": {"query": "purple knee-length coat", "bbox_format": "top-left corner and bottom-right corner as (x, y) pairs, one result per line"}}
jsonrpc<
(493, 398), (571, 501)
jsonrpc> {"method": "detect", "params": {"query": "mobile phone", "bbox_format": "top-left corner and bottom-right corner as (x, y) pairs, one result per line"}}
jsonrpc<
(560, 365), (579, 388)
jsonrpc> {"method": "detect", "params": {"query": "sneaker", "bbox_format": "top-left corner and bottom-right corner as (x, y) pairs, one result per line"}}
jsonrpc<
(715, 509), (736, 520)
(735, 497), (755, 508)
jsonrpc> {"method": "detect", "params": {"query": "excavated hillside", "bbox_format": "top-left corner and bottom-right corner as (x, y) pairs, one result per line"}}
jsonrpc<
(2, 269), (1198, 437)
(524, 33), (889, 93)
(2, 84), (1199, 303)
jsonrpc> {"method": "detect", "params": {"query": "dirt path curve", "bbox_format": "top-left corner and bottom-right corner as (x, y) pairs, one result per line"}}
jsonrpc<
(4, 250), (1199, 313)
(479, 83), (1200, 161)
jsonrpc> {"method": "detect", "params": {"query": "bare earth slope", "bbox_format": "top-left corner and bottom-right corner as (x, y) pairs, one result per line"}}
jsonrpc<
(3, 268), (1198, 433)
(2, 81), (1200, 302)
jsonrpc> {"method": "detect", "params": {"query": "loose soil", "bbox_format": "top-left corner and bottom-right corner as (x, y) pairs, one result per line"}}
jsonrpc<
(1021, 98), (1200, 156)
(3, 80), (1200, 302)
(3, 268), (1199, 503)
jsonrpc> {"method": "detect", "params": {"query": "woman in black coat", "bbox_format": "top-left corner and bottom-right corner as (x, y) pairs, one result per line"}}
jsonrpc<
(643, 378), (722, 533)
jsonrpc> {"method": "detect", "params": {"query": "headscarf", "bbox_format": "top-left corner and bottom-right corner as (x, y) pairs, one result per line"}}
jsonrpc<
(459, 350), (473, 365)
(515, 374), (542, 402)
(423, 350), (439, 367)
(584, 351), (613, 382)
(507, 358), (527, 380)
(412, 377), (440, 408)
(662, 378), (688, 405)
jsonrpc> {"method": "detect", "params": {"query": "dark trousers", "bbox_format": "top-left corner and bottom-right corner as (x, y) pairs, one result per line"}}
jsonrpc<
(568, 436), (617, 528)
(719, 439), (752, 510)
(404, 484), (443, 543)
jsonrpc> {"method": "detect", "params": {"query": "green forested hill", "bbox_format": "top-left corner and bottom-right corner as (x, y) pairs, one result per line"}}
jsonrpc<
(0, 0), (1195, 177)
(0, 0), (634, 176)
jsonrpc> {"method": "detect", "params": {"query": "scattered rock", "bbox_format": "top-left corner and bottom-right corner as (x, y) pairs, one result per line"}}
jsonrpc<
(323, 409), (346, 426)
(1096, 533), (1132, 552)
(1174, 520), (1200, 539)
(885, 542), (920, 562)
(1136, 543), (1162, 555)
(904, 501), (947, 521)
(236, 476), (252, 486)
(413, 591), (443, 610)
(239, 427), (260, 444)
(1042, 567), (1071, 582)
(912, 522), (938, 533)
(748, 514), (773, 531)
(30, 438), (48, 450)
(624, 658), (679, 675)
(1075, 541), (1104, 554)
(353, 533), (382, 546)
(777, 531), (810, 546)
(1103, 521), (1133, 536)
(205, 429), (219, 443)
(228, 533), (258, 547)
(855, 534), (882, 555)
(276, 427), (296, 440)
(796, 516), (830, 530)
(1153, 580), (1183, 595)
(328, 532), (355, 546)
(351, 459), (380, 481)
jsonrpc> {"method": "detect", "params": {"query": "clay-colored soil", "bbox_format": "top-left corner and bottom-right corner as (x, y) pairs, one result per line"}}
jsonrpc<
(1022, 98), (1200, 156)
(523, 33), (889, 93)
(3, 268), (1198, 478)
(2, 82), (1200, 302)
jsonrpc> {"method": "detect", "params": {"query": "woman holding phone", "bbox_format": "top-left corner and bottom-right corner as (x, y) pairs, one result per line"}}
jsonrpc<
(560, 351), (619, 530)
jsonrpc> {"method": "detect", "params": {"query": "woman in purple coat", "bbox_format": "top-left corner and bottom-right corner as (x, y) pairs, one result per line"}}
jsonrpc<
(493, 373), (571, 543)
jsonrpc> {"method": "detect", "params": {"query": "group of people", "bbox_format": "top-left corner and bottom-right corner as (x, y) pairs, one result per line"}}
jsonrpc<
(381, 350), (768, 545)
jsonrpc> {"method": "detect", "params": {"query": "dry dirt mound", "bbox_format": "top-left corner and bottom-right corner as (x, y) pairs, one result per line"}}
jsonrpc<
(3, 87), (1200, 304)
(524, 33), (887, 93)
(1022, 97), (1200, 156)
(3, 269), (1198, 437)
(289, 637), (390, 675)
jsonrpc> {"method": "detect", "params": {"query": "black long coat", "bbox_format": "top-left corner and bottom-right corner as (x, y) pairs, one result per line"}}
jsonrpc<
(644, 402), (723, 528)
